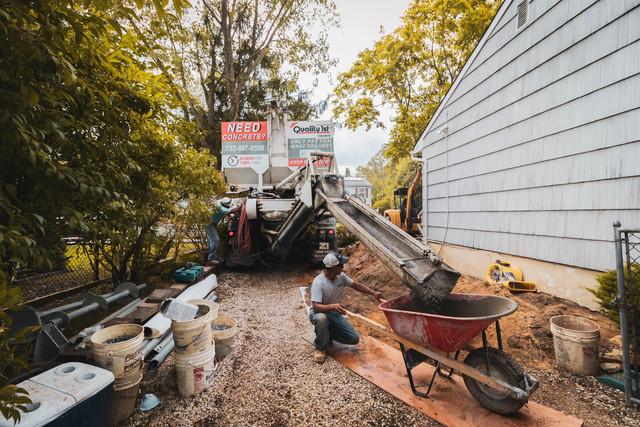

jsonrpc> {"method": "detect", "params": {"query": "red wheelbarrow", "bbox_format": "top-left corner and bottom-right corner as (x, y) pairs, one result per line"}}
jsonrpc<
(346, 293), (539, 415)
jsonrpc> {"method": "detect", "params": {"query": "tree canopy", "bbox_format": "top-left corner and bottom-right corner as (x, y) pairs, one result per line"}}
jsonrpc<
(130, 0), (338, 167)
(333, 0), (499, 163)
(1, 0), (337, 418)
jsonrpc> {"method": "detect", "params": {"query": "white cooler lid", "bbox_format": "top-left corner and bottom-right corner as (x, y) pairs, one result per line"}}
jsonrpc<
(0, 362), (114, 427)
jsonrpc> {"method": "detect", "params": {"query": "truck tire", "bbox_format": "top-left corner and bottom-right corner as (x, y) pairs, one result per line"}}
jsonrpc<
(462, 347), (526, 415)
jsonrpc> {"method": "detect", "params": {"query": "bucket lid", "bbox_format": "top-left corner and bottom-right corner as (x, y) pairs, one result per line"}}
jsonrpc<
(140, 393), (161, 412)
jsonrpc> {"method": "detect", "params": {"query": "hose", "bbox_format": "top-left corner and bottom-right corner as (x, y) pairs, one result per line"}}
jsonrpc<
(237, 202), (252, 254)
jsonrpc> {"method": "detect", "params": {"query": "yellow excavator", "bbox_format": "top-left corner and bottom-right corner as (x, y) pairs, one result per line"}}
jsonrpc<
(384, 165), (422, 235)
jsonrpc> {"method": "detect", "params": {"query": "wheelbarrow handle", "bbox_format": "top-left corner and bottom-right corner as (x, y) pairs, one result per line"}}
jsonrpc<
(371, 294), (387, 304)
(344, 309), (389, 331)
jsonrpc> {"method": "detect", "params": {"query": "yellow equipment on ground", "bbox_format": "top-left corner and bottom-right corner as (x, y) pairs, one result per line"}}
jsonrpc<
(485, 260), (537, 293)
(384, 165), (422, 235)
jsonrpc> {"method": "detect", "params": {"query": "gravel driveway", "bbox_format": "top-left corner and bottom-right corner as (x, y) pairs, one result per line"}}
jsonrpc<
(125, 264), (439, 427)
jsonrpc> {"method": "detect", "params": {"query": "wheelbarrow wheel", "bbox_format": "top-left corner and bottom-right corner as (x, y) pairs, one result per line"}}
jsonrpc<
(462, 347), (526, 415)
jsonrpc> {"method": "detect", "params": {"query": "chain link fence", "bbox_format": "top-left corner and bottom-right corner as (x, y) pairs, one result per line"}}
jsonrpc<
(613, 222), (640, 407)
(14, 235), (207, 304)
(14, 238), (109, 303)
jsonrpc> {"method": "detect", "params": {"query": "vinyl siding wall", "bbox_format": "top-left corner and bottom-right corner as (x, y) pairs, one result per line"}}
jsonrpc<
(419, 0), (640, 271)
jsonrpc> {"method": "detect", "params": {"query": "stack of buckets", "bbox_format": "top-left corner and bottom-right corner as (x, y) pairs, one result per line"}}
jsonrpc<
(90, 324), (145, 426)
(171, 300), (219, 398)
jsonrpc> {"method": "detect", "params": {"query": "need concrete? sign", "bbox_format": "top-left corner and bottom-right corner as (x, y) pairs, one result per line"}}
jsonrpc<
(286, 121), (334, 167)
(221, 121), (269, 173)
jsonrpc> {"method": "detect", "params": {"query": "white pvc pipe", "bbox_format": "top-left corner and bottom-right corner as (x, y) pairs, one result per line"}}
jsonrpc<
(143, 274), (218, 335)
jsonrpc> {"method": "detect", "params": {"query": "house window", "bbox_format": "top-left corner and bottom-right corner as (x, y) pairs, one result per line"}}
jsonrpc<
(517, 0), (529, 30)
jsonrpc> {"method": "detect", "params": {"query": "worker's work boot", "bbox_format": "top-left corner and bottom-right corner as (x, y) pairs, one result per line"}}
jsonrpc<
(313, 350), (326, 364)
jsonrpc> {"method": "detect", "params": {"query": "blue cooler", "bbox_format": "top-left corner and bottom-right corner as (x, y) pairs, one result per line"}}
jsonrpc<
(0, 362), (114, 427)
(173, 265), (204, 283)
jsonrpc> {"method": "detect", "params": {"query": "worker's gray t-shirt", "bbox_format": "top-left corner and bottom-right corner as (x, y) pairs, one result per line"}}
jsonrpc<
(310, 272), (353, 305)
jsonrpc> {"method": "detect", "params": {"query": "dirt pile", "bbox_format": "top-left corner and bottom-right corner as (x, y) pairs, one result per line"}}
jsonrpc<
(338, 242), (640, 426)
(341, 241), (619, 366)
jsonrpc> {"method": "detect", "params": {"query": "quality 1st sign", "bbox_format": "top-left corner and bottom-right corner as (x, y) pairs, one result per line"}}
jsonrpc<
(286, 121), (334, 168)
(221, 121), (269, 173)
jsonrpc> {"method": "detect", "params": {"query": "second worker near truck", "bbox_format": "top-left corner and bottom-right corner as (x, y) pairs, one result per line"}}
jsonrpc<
(310, 252), (383, 363)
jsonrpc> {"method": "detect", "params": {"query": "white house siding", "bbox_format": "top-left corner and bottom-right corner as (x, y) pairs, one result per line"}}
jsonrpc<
(417, 0), (640, 272)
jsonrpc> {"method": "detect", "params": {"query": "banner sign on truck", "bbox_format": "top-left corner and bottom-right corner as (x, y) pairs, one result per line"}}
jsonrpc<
(285, 121), (334, 168)
(221, 121), (269, 173)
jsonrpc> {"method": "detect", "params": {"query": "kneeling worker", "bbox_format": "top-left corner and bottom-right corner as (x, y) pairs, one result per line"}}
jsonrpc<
(310, 252), (383, 363)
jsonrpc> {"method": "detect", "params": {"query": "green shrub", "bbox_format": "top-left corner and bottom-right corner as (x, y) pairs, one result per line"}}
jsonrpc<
(0, 282), (36, 423)
(336, 223), (358, 248)
(590, 264), (640, 324)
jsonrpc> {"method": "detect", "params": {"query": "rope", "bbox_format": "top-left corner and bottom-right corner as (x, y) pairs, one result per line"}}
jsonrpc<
(237, 202), (252, 254)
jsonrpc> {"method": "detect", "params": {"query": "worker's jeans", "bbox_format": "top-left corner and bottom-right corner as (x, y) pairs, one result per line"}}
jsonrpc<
(309, 310), (359, 351)
(206, 223), (220, 262)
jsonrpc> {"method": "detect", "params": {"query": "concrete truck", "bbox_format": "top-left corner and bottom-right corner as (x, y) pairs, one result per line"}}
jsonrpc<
(219, 104), (459, 307)
(220, 105), (338, 267)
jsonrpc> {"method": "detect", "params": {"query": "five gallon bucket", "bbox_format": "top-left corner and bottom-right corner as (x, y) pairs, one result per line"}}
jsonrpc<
(212, 315), (237, 361)
(171, 304), (212, 355)
(188, 299), (219, 328)
(175, 345), (216, 398)
(550, 315), (600, 376)
(90, 324), (144, 389)
(105, 377), (141, 426)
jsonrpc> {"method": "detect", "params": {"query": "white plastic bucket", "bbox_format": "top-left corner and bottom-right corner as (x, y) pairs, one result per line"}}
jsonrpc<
(174, 345), (216, 398)
(171, 304), (213, 355)
(212, 315), (237, 361)
(90, 324), (144, 389)
(187, 299), (219, 328)
(550, 315), (600, 376)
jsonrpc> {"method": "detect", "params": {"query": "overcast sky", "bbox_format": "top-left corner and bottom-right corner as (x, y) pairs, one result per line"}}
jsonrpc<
(298, 0), (411, 174)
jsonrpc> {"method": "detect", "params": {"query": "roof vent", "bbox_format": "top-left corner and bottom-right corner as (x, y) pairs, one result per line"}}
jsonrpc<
(517, 0), (529, 29)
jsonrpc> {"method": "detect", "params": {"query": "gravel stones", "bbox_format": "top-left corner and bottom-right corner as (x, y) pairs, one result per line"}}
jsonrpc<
(126, 264), (439, 427)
